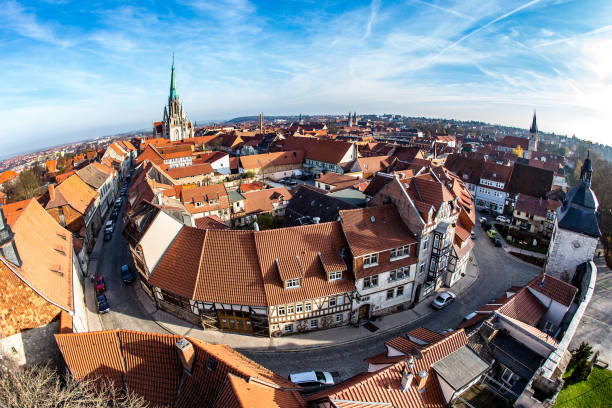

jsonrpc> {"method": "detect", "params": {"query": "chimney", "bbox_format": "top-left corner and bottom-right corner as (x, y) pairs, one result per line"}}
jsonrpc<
(253, 221), (260, 231)
(312, 217), (320, 224)
(407, 355), (415, 370)
(175, 338), (195, 373)
(417, 370), (428, 390)
(48, 184), (56, 202)
(400, 366), (414, 392)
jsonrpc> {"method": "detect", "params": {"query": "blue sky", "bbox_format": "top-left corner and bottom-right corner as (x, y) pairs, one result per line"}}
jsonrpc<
(1, 0), (611, 156)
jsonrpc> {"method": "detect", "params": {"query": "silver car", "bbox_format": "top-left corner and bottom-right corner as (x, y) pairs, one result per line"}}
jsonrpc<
(431, 291), (456, 309)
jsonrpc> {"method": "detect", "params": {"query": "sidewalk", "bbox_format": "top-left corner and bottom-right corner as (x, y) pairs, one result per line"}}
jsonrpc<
(133, 256), (480, 352)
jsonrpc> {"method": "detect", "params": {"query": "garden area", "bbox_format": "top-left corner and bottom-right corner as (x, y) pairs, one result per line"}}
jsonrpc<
(554, 343), (611, 407)
(495, 223), (549, 254)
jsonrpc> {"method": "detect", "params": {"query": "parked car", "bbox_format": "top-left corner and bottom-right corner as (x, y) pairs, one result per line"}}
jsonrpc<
(104, 231), (112, 241)
(97, 294), (110, 314)
(104, 221), (114, 233)
(120, 264), (134, 284)
(470, 231), (476, 239)
(479, 216), (487, 224)
(431, 291), (456, 309)
(285, 179), (299, 187)
(486, 229), (498, 239)
(494, 237), (503, 247)
(289, 371), (334, 394)
(496, 215), (510, 224)
(110, 209), (119, 222)
(115, 197), (123, 207)
(95, 276), (106, 292)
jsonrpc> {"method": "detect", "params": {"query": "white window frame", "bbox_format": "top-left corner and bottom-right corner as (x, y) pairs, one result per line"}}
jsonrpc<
(310, 319), (318, 329)
(278, 306), (285, 316)
(363, 253), (379, 268)
(305, 302), (312, 312)
(329, 270), (342, 281)
(287, 304), (294, 314)
(336, 314), (343, 323)
(295, 303), (303, 313)
(329, 297), (337, 307)
(284, 324), (293, 333)
(396, 285), (404, 297)
(363, 275), (379, 289)
(286, 278), (300, 289)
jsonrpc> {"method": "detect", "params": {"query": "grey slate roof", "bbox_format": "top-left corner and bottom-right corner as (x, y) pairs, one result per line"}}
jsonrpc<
(227, 189), (245, 203)
(557, 181), (600, 237)
(432, 346), (490, 390)
(328, 188), (367, 207)
(76, 164), (109, 190)
(284, 185), (355, 227)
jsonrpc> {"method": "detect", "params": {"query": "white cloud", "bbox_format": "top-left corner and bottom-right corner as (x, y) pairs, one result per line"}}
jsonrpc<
(0, 0), (74, 47)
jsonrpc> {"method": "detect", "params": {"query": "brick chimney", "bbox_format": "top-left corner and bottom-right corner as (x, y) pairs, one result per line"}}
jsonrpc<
(175, 338), (195, 373)
(417, 370), (428, 390)
(48, 184), (55, 201)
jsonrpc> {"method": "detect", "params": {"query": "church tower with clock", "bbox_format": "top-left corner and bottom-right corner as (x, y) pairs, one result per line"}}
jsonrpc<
(545, 152), (600, 280)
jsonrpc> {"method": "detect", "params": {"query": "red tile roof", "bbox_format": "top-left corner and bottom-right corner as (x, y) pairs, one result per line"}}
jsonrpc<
(527, 273), (577, 307)
(497, 288), (547, 326)
(149, 226), (206, 299)
(316, 172), (362, 191)
(55, 330), (297, 408)
(239, 181), (265, 193)
(213, 373), (305, 408)
(339, 205), (417, 257)
(242, 187), (292, 215)
(0, 169), (18, 184)
(255, 222), (354, 306)
(239, 150), (304, 170)
(2, 199), (74, 314)
(194, 215), (230, 230)
(166, 163), (214, 179)
(47, 174), (98, 214)
(283, 135), (354, 164)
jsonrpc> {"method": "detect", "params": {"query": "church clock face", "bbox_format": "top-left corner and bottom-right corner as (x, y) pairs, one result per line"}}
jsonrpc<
(572, 240), (581, 249)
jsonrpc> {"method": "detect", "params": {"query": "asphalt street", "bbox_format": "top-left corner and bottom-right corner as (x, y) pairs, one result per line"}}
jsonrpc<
(89, 206), (542, 382)
(241, 220), (541, 381)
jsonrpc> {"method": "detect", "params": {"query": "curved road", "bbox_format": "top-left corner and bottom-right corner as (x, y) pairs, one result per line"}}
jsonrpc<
(91, 209), (540, 381)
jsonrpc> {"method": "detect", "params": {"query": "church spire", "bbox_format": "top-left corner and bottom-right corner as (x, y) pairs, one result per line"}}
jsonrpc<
(530, 110), (538, 134)
(170, 54), (177, 101)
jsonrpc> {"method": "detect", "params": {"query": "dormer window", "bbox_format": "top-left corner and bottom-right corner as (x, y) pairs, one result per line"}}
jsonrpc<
(390, 245), (412, 260)
(328, 270), (342, 281)
(363, 253), (378, 268)
(285, 278), (301, 289)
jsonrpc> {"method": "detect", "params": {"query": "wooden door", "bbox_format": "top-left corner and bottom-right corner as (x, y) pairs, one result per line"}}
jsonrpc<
(358, 304), (370, 320)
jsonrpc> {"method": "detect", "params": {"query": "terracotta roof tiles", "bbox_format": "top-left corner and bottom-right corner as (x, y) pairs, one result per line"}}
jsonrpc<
(55, 330), (297, 408)
(239, 150), (304, 170)
(527, 273), (577, 307)
(149, 226), (206, 299)
(255, 222), (354, 306)
(339, 205), (417, 257)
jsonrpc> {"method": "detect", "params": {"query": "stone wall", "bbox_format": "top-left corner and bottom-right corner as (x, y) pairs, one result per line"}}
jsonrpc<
(1, 321), (60, 366)
(546, 228), (598, 281)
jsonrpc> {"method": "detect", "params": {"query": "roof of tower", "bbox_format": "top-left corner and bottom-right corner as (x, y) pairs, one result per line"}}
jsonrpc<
(557, 152), (600, 237)
(530, 111), (538, 134)
(170, 55), (177, 101)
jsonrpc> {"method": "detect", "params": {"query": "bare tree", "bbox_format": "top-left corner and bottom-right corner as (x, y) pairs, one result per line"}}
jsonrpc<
(0, 359), (148, 408)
